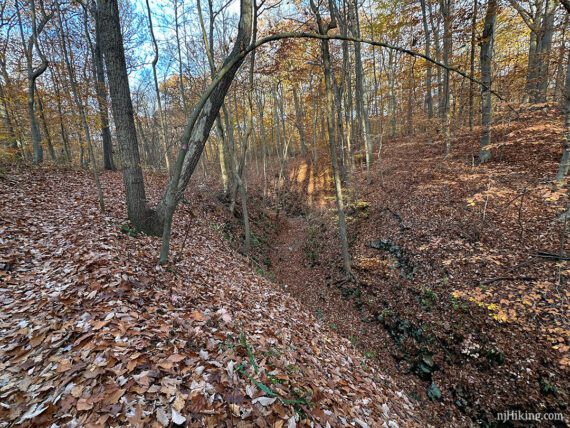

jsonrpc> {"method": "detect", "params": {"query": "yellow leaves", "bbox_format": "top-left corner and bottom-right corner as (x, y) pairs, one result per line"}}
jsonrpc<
(354, 256), (390, 272)
(491, 309), (509, 323)
(539, 186), (566, 203)
(466, 186), (514, 207)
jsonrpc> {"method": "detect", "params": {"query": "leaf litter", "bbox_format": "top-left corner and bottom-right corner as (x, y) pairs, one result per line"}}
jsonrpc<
(0, 167), (419, 427)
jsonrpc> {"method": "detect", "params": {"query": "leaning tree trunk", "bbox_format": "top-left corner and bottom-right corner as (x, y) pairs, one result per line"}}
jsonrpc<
(479, 0), (497, 164)
(157, 0), (254, 263)
(197, 0), (230, 193)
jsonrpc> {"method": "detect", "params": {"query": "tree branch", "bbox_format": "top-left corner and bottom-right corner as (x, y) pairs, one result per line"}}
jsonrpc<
(507, 0), (536, 32)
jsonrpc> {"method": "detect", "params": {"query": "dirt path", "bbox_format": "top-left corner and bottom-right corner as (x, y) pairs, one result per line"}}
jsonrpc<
(257, 107), (570, 427)
(271, 216), (309, 291)
(270, 216), (370, 345)
(269, 214), (454, 425)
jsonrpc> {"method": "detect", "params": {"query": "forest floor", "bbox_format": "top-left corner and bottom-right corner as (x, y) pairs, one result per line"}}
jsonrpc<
(246, 104), (569, 427)
(1, 104), (569, 428)
(0, 167), (419, 427)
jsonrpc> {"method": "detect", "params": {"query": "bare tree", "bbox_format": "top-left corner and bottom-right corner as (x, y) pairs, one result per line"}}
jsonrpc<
(310, 0), (353, 276)
(15, 0), (52, 164)
(145, 0), (171, 172)
(479, 0), (497, 164)
(420, 0), (434, 120)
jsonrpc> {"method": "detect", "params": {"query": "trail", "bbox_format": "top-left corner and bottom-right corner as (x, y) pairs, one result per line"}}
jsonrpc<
(265, 104), (570, 426)
(0, 167), (419, 427)
(270, 215), (369, 345)
(269, 213), (448, 425)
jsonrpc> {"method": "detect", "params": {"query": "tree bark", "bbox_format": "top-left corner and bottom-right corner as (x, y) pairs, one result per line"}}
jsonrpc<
(16, 0), (51, 165)
(157, 0), (255, 263)
(145, 0), (171, 172)
(97, 0), (156, 230)
(310, 0), (352, 276)
(420, 0), (434, 119)
(556, 57), (570, 180)
(479, 0), (497, 164)
(468, 0), (478, 129)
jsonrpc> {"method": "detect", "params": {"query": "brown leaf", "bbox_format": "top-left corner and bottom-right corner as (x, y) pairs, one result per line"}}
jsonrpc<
(77, 398), (93, 411)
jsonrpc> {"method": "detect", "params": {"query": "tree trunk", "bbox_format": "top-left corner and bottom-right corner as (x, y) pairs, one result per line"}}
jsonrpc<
(554, 15), (569, 101)
(59, 6), (105, 211)
(0, 80), (18, 149)
(311, 0), (352, 276)
(157, 0), (255, 263)
(556, 58), (570, 181)
(35, 89), (56, 161)
(468, 0), (478, 129)
(97, 0), (157, 231)
(292, 84), (307, 156)
(197, 0), (231, 194)
(27, 81), (43, 164)
(533, 0), (557, 102)
(16, 0), (50, 165)
(145, 0), (171, 172)
(420, 0), (434, 119)
(50, 67), (72, 164)
(174, 0), (189, 113)
(440, 0), (452, 155)
(350, 0), (373, 177)
(91, 9), (115, 170)
(479, 0), (497, 164)
(525, 29), (539, 103)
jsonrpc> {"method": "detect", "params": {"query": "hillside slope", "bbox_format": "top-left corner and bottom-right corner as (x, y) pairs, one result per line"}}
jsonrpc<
(0, 168), (419, 427)
(259, 105), (569, 426)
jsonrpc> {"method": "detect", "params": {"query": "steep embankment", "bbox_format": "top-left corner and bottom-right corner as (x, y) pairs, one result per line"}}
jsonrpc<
(0, 167), (419, 427)
(265, 105), (570, 426)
